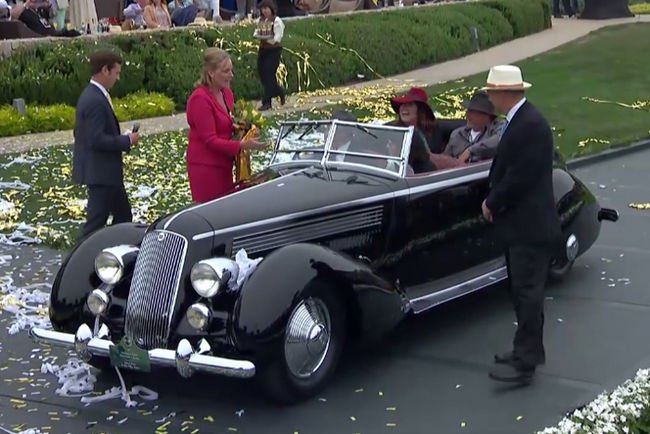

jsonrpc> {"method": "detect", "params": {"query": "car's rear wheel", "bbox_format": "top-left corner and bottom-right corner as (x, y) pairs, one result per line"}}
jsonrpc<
(259, 283), (347, 404)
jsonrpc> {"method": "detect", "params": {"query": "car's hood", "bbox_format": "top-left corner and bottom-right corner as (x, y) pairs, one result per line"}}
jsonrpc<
(157, 166), (397, 239)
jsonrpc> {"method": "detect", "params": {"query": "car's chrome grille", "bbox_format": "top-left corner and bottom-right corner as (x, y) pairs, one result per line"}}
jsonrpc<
(124, 230), (187, 350)
(231, 205), (383, 256)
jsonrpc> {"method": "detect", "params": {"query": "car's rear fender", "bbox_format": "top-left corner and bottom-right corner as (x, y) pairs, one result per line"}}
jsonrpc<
(552, 169), (602, 260)
(49, 223), (148, 333)
(231, 243), (407, 360)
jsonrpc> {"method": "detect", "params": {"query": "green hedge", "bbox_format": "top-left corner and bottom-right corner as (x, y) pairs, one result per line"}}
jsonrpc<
(0, 0), (550, 111)
(0, 92), (174, 137)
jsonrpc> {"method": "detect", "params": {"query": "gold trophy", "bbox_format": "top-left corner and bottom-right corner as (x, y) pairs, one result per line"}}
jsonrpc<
(235, 125), (258, 182)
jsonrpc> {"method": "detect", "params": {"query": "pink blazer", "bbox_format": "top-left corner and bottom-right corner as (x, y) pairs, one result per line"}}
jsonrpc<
(186, 85), (241, 169)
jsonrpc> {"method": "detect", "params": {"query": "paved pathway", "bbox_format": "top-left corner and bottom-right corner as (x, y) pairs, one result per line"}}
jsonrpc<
(1, 15), (648, 155)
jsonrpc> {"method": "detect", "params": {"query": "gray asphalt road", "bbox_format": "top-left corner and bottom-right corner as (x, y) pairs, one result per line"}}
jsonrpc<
(1, 148), (649, 434)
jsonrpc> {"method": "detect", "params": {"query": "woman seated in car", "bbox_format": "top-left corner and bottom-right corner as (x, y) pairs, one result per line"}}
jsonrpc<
(443, 91), (504, 163)
(388, 87), (448, 154)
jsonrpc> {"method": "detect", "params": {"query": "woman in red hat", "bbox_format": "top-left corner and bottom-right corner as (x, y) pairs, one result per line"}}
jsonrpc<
(389, 87), (466, 171)
(389, 87), (447, 154)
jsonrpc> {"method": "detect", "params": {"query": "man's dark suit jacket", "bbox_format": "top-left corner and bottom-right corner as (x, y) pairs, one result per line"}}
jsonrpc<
(485, 100), (561, 246)
(72, 84), (131, 187)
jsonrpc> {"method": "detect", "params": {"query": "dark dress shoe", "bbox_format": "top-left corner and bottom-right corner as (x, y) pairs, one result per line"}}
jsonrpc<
(489, 364), (535, 385)
(258, 104), (272, 111)
(494, 351), (519, 364)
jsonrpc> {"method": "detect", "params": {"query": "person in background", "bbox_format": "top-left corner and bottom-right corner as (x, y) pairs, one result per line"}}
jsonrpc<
(482, 65), (561, 385)
(144, 0), (171, 28)
(443, 90), (503, 163)
(51, 0), (68, 29)
(253, 0), (286, 111)
(8, 0), (79, 35)
(123, 0), (147, 28)
(186, 47), (268, 203)
(167, 0), (197, 26)
(0, 0), (14, 19)
(553, 0), (574, 17)
(72, 50), (139, 239)
(194, 0), (221, 22)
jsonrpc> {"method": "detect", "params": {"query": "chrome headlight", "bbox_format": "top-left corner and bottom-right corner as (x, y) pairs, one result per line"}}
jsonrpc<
(186, 303), (211, 330)
(94, 245), (139, 285)
(190, 258), (240, 298)
(87, 289), (110, 315)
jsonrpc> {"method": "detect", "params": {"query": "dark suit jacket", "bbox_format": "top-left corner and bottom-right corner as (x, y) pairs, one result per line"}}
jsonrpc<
(486, 100), (561, 245)
(72, 84), (131, 186)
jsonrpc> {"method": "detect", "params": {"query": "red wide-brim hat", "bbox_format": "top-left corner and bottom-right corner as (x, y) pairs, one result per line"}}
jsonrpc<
(390, 87), (436, 120)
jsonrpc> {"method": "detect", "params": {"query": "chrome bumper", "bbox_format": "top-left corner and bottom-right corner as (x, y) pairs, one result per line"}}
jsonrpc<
(29, 324), (256, 379)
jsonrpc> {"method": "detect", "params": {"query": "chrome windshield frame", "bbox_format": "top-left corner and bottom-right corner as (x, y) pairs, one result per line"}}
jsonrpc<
(268, 119), (414, 178)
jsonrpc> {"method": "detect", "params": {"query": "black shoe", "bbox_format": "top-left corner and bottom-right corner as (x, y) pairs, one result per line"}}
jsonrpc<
(489, 364), (535, 384)
(279, 91), (286, 106)
(258, 103), (272, 111)
(494, 351), (519, 364)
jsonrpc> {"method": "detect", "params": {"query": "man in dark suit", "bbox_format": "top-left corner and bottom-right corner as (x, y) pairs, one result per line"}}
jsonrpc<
(481, 65), (561, 384)
(72, 50), (139, 239)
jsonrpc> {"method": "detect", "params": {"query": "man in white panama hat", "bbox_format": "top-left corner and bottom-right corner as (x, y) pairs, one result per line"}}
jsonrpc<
(481, 65), (561, 385)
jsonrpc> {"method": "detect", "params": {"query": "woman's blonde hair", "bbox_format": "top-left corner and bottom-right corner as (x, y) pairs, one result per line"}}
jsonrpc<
(199, 47), (231, 88)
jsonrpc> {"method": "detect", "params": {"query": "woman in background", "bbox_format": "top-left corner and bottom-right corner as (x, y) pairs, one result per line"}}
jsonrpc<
(253, 0), (286, 111)
(144, 0), (171, 28)
(186, 48), (267, 203)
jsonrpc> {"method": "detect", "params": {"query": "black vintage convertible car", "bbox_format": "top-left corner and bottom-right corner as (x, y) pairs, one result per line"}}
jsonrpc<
(31, 120), (618, 403)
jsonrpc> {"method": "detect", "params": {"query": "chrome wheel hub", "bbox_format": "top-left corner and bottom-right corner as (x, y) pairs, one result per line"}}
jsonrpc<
(284, 297), (331, 379)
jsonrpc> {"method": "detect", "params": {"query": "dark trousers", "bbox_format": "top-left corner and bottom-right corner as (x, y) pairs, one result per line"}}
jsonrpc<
(257, 46), (284, 106)
(80, 184), (133, 238)
(553, 0), (574, 16)
(505, 243), (553, 369)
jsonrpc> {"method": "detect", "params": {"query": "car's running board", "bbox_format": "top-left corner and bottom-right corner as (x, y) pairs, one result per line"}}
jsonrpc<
(406, 266), (508, 315)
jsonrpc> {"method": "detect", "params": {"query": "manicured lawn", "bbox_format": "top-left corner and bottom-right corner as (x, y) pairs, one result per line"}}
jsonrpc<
(1, 24), (649, 250)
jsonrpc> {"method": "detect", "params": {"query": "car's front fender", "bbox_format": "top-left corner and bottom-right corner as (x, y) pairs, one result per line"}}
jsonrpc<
(231, 243), (406, 360)
(49, 223), (148, 332)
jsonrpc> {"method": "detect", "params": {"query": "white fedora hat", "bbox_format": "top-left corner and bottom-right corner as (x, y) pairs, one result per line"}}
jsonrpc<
(482, 65), (532, 91)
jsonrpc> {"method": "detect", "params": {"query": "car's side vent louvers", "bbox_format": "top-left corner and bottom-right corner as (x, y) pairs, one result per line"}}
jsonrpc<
(231, 205), (384, 257)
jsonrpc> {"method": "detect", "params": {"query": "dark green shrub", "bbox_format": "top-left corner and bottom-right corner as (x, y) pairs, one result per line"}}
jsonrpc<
(0, 0), (550, 109)
(0, 92), (175, 137)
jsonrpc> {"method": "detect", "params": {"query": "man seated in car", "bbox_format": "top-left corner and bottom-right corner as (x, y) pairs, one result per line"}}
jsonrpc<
(443, 91), (504, 163)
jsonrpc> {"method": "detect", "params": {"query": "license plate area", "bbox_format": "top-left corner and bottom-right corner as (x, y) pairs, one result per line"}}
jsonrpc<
(109, 336), (152, 373)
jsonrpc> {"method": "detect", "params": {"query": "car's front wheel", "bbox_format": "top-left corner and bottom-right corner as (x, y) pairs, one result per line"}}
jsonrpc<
(259, 283), (347, 404)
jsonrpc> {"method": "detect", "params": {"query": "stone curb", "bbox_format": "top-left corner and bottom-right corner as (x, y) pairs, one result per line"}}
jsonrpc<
(566, 138), (650, 170)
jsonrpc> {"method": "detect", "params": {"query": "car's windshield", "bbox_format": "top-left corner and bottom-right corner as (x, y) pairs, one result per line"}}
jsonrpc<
(324, 122), (410, 175)
(269, 120), (412, 176)
(269, 121), (332, 165)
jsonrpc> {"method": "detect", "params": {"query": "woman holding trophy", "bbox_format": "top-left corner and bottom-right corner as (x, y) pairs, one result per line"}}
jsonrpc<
(186, 47), (268, 203)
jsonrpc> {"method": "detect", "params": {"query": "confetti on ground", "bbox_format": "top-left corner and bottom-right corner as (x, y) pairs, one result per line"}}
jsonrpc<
(516, 415), (524, 421)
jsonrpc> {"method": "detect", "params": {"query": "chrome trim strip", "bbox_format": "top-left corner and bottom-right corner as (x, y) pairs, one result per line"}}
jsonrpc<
(192, 169), (490, 241)
(408, 265), (508, 315)
(163, 169), (306, 230)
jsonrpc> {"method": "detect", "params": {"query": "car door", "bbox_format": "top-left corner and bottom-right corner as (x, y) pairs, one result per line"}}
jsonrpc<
(392, 163), (504, 310)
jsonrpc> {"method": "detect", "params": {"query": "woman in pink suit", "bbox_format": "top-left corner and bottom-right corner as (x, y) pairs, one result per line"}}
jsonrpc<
(186, 47), (267, 203)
